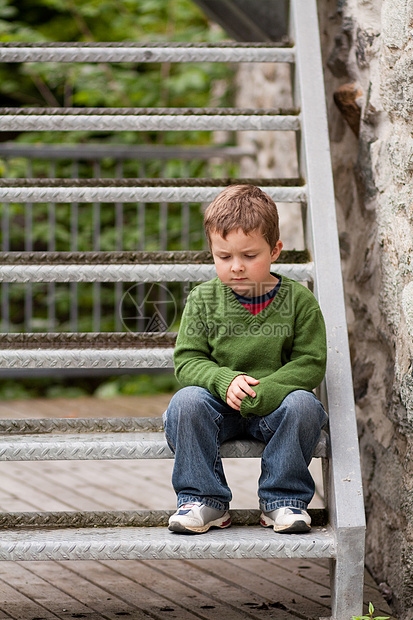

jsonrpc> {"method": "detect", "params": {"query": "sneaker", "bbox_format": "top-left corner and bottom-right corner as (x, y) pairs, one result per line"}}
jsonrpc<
(260, 507), (311, 533)
(168, 502), (231, 534)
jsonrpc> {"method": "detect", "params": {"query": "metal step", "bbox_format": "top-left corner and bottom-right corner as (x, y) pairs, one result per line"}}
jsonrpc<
(0, 430), (328, 461)
(0, 262), (313, 283)
(0, 249), (310, 265)
(0, 416), (328, 460)
(0, 415), (166, 434)
(0, 241), (312, 285)
(0, 107), (300, 132)
(0, 347), (173, 370)
(3, 337), (338, 368)
(0, 42), (295, 63)
(0, 508), (328, 529)
(0, 525), (336, 562)
(0, 433), (258, 461)
(0, 335), (175, 370)
(0, 332), (178, 350)
(0, 178), (307, 203)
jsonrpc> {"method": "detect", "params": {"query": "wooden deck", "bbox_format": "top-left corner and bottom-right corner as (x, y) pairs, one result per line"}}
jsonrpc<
(0, 394), (396, 620)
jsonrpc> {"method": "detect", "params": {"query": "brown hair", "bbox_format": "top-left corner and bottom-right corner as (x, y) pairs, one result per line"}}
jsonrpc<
(204, 184), (280, 249)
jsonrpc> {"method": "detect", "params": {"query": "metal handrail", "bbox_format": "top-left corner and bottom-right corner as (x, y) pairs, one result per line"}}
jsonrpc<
(291, 1), (365, 617)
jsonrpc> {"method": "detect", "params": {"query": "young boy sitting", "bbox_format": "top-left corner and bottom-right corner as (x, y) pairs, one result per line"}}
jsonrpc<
(164, 184), (327, 534)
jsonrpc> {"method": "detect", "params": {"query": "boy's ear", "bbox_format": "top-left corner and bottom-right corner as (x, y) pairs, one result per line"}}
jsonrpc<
(270, 240), (283, 262)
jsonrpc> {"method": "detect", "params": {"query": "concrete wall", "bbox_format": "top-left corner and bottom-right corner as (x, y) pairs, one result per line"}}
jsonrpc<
(236, 0), (413, 615)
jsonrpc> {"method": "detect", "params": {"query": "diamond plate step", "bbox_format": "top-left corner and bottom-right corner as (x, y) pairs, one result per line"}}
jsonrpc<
(0, 347), (174, 370)
(0, 262), (313, 283)
(0, 249), (310, 265)
(0, 525), (337, 561)
(0, 332), (178, 350)
(0, 180), (306, 203)
(0, 108), (300, 132)
(0, 508), (328, 529)
(0, 42), (295, 63)
(0, 430), (328, 461)
(0, 415), (328, 457)
(0, 416), (165, 434)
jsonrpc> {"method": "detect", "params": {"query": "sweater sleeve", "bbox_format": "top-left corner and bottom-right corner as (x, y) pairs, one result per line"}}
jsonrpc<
(239, 306), (327, 418)
(173, 291), (244, 402)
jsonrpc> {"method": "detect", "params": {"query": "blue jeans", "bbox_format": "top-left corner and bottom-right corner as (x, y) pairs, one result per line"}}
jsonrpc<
(163, 386), (327, 512)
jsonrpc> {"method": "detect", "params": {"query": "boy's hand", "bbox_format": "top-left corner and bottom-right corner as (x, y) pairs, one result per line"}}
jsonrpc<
(226, 375), (260, 411)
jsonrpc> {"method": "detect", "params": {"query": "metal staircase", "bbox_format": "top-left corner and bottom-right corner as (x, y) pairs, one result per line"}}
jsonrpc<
(0, 1), (365, 618)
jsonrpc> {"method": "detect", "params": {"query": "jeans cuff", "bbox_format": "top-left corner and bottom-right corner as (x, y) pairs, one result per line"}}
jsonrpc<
(260, 498), (308, 512)
(177, 495), (229, 511)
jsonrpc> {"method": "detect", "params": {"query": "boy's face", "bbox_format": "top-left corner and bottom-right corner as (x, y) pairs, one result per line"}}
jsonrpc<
(210, 228), (283, 297)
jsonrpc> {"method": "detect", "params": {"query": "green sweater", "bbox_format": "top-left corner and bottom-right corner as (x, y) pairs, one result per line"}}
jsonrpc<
(173, 275), (327, 418)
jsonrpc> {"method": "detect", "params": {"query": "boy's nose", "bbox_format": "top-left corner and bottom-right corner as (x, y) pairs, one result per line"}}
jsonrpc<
(231, 259), (244, 272)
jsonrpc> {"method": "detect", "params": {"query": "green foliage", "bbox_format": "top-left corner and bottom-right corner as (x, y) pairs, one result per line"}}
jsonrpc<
(352, 602), (390, 620)
(0, 0), (219, 43)
(0, 371), (179, 400)
(94, 373), (180, 398)
(0, 376), (89, 399)
(0, 0), (232, 113)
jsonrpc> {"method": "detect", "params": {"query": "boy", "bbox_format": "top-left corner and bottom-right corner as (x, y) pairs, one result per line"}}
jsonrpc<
(163, 184), (327, 534)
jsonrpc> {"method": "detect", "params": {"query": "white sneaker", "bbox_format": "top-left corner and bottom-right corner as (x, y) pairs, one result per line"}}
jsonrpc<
(260, 507), (311, 533)
(168, 502), (231, 534)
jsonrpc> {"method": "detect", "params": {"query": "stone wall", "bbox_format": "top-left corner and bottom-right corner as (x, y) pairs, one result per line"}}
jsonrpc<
(319, 0), (413, 616)
(236, 0), (413, 615)
(236, 62), (304, 249)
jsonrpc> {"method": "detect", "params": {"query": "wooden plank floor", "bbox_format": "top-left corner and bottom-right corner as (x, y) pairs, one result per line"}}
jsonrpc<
(0, 394), (396, 620)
